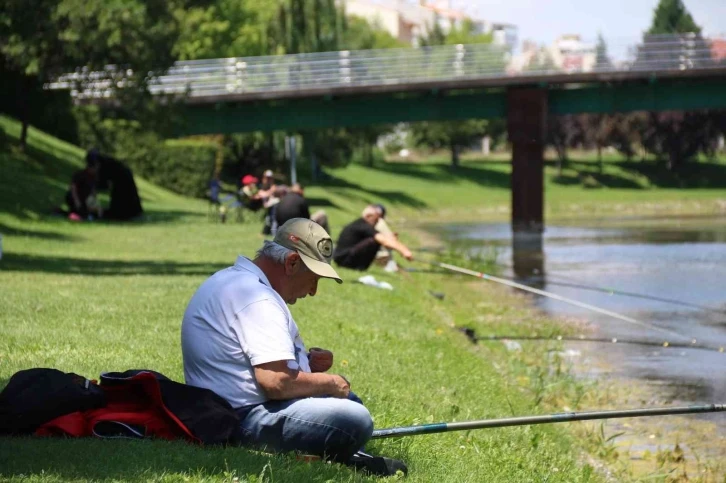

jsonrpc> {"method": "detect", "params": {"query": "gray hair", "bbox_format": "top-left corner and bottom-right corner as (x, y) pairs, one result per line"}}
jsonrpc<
(256, 241), (310, 272)
(362, 205), (380, 218)
(256, 241), (294, 264)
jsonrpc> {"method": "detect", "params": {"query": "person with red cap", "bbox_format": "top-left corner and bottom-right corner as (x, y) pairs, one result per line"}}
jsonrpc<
(240, 174), (264, 212)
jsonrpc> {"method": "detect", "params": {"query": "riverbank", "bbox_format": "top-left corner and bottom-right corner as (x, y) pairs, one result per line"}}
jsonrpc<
(431, 216), (726, 482)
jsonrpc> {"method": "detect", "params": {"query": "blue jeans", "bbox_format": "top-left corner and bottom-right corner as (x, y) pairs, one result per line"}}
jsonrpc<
(235, 392), (373, 461)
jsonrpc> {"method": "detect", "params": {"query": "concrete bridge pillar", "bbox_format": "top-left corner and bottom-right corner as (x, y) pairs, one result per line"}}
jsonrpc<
(507, 88), (547, 234)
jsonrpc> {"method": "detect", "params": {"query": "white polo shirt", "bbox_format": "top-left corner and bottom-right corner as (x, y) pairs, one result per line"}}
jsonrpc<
(181, 256), (310, 408)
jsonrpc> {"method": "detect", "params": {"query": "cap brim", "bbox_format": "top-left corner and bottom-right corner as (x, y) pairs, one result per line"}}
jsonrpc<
(299, 252), (343, 284)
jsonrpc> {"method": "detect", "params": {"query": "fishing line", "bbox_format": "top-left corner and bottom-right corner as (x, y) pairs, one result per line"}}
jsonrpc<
(458, 328), (726, 355)
(415, 259), (687, 341)
(411, 261), (725, 315)
(409, 250), (726, 315)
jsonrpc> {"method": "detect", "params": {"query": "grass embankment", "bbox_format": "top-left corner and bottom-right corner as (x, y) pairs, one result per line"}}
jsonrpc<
(1, 115), (725, 481)
(0, 116), (601, 482)
(307, 150), (726, 227)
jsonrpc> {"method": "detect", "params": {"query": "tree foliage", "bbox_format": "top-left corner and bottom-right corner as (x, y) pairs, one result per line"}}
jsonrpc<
(632, 0), (718, 170)
(174, 0), (280, 59)
(647, 0), (701, 35)
(410, 19), (499, 167)
(594, 33), (613, 71)
(175, 1), (404, 177)
(0, 0), (191, 150)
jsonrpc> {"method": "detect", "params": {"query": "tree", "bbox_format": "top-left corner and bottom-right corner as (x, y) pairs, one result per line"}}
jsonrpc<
(582, 114), (614, 171)
(631, 0), (717, 170)
(183, 1), (402, 177)
(174, 0), (280, 60)
(0, 0), (189, 151)
(0, 0), (66, 150)
(410, 19), (499, 167)
(546, 115), (583, 176)
(411, 119), (487, 167)
(274, 0), (345, 54)
(594, 33), (613, 71)
(647, 0), (700, 35)
(342, 16), (403, 50)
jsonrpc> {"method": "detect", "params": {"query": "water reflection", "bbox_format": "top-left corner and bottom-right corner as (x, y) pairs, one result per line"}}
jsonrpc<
(512, 231), (545, 288)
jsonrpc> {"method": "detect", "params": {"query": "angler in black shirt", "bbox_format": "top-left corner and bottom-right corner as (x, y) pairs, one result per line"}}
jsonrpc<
(275, 184), (311, 227)
(333, 205), (413, 271)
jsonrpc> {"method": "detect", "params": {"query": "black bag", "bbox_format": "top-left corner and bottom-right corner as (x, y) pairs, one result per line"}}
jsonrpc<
(0, 368), (106, 435)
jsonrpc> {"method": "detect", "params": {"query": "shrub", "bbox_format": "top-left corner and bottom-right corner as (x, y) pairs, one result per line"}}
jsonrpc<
(146, 140), (219, 198)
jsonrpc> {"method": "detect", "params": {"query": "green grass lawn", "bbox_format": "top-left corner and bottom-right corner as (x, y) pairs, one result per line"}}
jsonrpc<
(2, 115), (724, 481)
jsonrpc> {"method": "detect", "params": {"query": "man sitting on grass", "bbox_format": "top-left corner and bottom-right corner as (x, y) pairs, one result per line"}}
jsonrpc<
(181, 218), (406, 476)
(333, 205), (414, 271)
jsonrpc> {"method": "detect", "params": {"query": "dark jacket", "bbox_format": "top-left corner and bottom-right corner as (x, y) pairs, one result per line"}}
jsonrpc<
(1, 368), (239, 445)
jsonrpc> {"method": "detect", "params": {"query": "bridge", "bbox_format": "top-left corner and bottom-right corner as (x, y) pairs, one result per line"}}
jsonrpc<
(47, 35), (726, 232)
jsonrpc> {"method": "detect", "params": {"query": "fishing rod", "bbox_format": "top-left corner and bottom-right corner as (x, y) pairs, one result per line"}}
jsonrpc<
(461, 330), (726, 355)
(417, 259), (687, 341)
(539, 279), (726, 315)
(406, 265), (726, 315)
(406, 263), (726, 315)
(371, 403), (726, 439)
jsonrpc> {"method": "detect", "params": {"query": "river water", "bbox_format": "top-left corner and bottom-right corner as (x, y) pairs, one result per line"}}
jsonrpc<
(441, 215), (726, 419)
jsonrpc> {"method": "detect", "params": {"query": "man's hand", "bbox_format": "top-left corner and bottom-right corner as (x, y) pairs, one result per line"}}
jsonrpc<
(401, 248), (414, 261)
(308, 347), (333, 373)
(329, 374), (350, 398)
(254, 360), (349, 400)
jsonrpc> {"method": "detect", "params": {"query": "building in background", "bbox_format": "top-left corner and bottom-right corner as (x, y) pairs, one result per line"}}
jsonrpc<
(342, 0), (517, 49)
(548, 34), (597, 72)
(712, 38), (726, 61)
(510, 35), (597, 74)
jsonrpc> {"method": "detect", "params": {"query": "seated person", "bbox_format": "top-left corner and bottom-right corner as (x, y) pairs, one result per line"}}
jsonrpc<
(262, 184), (290, 236)
(209, 174), (222, 204)
(259, 169), (276, 194)
(275, 184), (330, 234)
(252, 169), (278, 207)
(275, 184), (310, 227)
(85, 193), (103, 220)
(94, 150), (143, 221)
(240, 175), (264, 212)
(333, 205), (413, 271)
(372, 204), (398, 272)
(64, 158), (101, 220)
(181, 219), (406, 476)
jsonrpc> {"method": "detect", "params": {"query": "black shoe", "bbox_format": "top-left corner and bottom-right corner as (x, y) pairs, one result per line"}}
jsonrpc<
(347, 451), (408, 477)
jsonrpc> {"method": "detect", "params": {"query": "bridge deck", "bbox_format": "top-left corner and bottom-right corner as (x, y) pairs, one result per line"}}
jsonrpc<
(46, 35), (726, 105)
